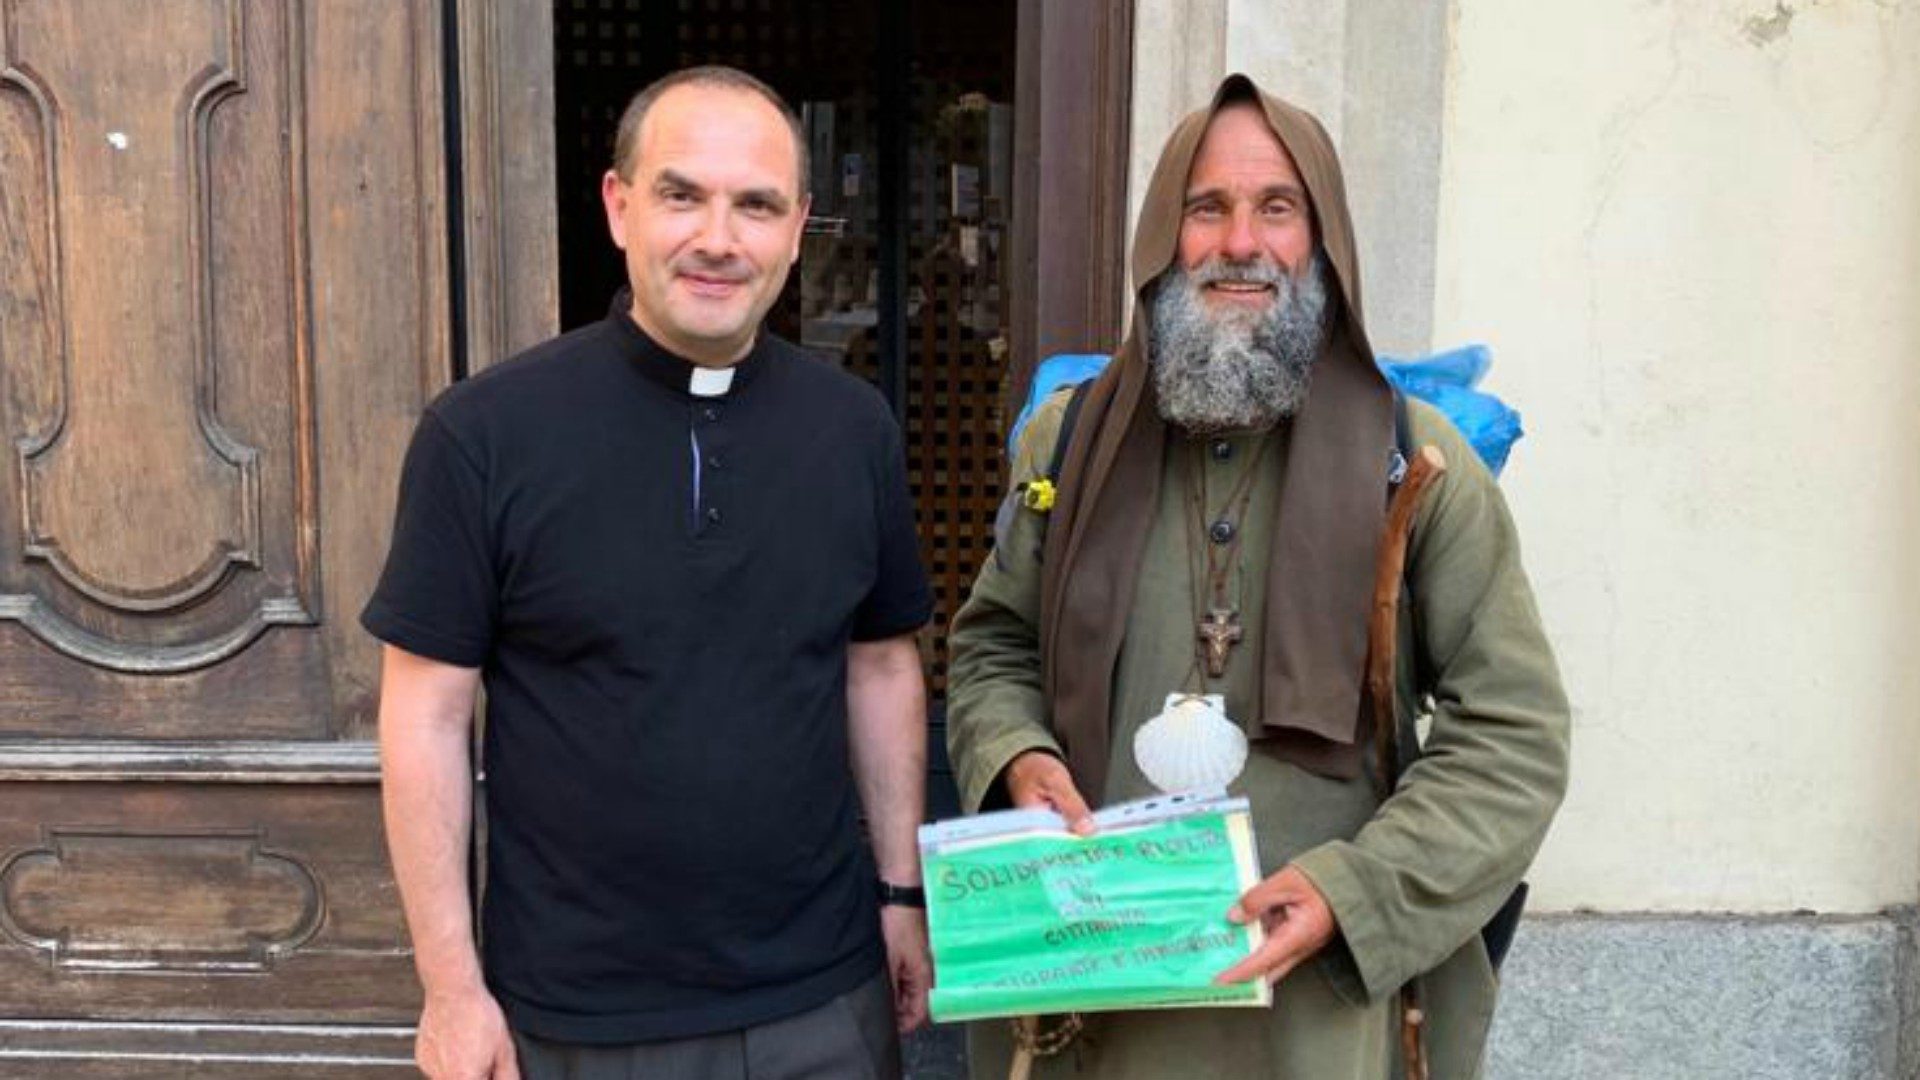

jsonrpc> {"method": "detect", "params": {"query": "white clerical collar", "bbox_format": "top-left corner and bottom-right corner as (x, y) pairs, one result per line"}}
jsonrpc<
(689, 367), (736, 397)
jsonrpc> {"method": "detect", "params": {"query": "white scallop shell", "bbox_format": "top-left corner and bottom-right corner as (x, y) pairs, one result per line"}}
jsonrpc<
(1133, 693), (1248, 794)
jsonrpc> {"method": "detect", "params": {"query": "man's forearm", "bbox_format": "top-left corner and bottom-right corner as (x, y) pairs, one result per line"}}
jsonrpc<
(847, 635), (927, 883)
(377, 651), (487, 1000)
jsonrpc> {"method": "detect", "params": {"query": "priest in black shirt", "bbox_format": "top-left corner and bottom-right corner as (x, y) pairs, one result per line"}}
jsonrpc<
(364, 66), (934, 1080)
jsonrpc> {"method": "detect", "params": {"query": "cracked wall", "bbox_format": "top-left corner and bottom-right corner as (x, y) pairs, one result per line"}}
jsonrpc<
(1431, 0), (1920, 913)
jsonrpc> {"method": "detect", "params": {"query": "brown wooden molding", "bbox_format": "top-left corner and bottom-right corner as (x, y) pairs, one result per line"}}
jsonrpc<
(0, 1019), (416, 1074)
(0, 1), (325, 672)
(1006, 0), (1134, 421)
(454, 0), (559, 371)
(0, 827), (324, 972)
(0, 740), (381, 783)
(0, 780), (418, 1020)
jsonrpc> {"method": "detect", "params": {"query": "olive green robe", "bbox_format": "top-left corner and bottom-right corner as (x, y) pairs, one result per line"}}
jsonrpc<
(943, 391), (1571, 1079)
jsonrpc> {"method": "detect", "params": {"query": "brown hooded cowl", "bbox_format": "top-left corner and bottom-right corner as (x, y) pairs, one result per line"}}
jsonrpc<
(1038, 73), (1395, 794)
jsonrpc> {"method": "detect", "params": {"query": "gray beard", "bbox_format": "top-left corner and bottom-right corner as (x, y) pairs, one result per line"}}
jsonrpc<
(1146, 253), (1332, 434)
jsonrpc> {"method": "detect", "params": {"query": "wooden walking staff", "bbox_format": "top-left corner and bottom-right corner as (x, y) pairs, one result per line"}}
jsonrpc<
(1366, 444), (1447, 1080)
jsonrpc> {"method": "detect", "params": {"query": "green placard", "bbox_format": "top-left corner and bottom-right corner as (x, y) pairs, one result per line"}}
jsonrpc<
(923, 801), (1268, 1022)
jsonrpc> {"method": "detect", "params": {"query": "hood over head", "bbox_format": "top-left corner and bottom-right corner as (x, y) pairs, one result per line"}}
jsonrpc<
(1039, 73), (1396, 788)
(1128, 74), (1370, 352)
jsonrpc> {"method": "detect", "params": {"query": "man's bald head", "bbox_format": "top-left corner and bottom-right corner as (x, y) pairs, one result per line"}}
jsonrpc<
(612, 65), (809, 197)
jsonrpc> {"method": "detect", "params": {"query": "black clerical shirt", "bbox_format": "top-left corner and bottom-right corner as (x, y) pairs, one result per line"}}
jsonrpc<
(362, 300), (932, 1043)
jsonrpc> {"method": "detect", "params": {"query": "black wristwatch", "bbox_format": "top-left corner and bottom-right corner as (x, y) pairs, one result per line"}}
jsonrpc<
(875, 880), (927, 909)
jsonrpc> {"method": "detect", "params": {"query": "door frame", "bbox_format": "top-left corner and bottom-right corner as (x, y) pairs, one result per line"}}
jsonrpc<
(452, 0), (562, 370)
(1008, 0), (1134, 409)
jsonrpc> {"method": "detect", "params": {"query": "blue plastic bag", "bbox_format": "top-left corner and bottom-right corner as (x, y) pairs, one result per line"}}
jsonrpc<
(1376, 344), (1523, 476)
(1007, 354), (1112, 456)
(1008, 345), (1523, 476)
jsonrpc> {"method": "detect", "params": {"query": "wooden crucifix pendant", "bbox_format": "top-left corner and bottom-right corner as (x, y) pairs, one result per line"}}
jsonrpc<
(1196, 608), (1243, 678)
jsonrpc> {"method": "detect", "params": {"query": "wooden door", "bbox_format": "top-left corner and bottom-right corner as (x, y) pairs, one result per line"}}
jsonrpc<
(0, 0), (543, 1073)
(0, 0), (1115, 1069)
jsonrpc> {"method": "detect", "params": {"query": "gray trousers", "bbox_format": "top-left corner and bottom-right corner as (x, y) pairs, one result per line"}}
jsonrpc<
(511, 971), (902, 1080)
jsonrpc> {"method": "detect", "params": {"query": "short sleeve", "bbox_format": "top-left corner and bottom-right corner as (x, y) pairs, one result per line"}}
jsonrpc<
(359, 409), (498, 666)
(850, 417), (933, 641)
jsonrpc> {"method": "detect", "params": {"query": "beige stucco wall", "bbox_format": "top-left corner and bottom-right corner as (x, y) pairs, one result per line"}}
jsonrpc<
(1433, 0), (1920, 913)
(1135, 0), (1920, 914)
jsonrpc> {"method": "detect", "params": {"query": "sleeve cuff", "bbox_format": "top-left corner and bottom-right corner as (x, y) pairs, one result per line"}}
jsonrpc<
(359, 604), (489, 668)
(1290, 841), (1393, 1006)
(851, 597), (934, 642)
(963, 731), (1064, 814)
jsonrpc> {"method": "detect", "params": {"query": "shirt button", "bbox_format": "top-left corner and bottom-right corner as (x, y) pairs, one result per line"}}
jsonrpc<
(1209, 520), (1234, 544)
(706, 455), (722, 470)
(1210, 439), (1232, 461)
(702, 406), (719, 422)
(706, 507), (722, 524)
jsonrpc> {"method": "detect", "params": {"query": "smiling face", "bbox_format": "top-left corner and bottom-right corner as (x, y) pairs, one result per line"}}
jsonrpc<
(1175, 102), (1317, 313)
(601, 83), (809, 366)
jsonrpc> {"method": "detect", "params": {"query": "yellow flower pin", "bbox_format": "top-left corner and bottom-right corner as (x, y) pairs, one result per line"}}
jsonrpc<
(1020, 478), (1057, 512)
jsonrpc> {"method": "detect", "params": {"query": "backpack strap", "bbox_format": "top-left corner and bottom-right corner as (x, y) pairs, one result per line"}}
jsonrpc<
(1001, 381), (1095, 563)
(1015, 380), (1095, 517)
(1048, 380), (1095, 486)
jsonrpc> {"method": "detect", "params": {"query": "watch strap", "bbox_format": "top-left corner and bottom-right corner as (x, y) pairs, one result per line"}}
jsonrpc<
(875, 880), (926, 908)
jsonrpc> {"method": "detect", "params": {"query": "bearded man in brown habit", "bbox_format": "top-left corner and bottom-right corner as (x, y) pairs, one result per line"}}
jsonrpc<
(945, 73), (1571, 1079)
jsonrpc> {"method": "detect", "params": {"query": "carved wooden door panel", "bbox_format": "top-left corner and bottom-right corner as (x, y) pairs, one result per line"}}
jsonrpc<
(0, 0), (456, 1072)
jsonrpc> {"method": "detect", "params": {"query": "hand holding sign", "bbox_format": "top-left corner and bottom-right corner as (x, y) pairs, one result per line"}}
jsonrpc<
(1214, 865), (1337, 986)
(1003, 751), (1097, 836)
